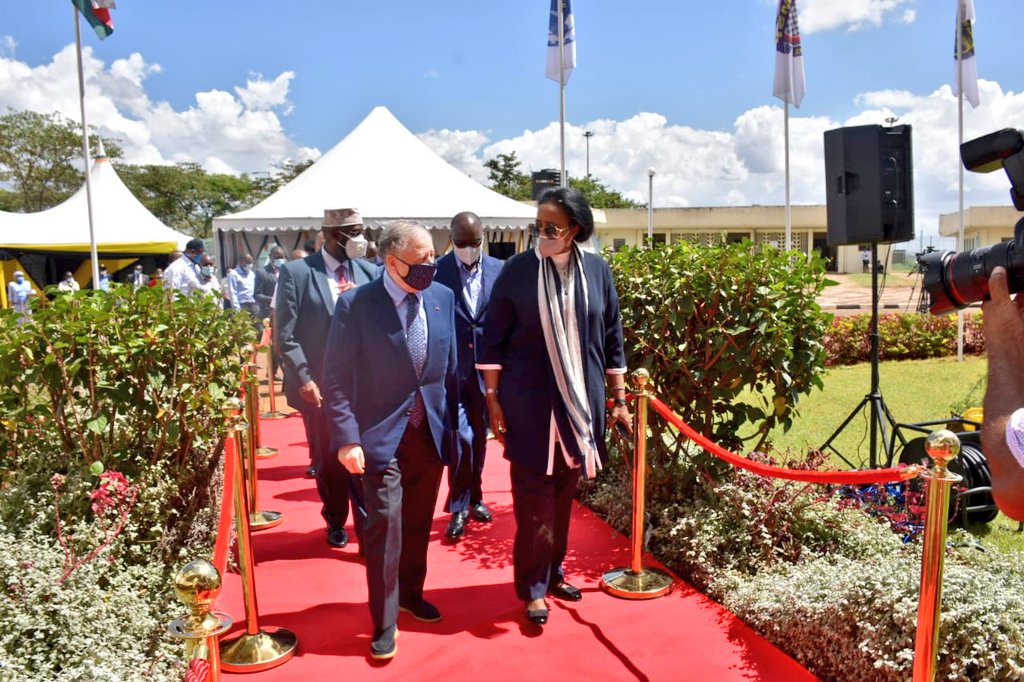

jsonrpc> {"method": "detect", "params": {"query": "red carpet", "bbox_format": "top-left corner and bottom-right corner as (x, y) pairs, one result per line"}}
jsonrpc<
(217, 415), (817, 681)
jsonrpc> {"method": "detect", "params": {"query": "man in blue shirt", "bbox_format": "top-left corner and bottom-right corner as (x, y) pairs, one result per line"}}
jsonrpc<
(6, 270), (36, 321)
(227, 254), (258, 316)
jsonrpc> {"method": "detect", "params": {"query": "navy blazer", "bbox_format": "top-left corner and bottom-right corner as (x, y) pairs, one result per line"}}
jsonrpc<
(477, 249), (625, 475)
(433, 251), (503, 391)
(322, 277), (460, 474)
(275, 250), (377, 410)
(253, 263), (278, 319)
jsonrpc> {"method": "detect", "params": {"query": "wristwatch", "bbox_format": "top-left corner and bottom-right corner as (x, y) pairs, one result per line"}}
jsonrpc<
(613, 397), (627, 407)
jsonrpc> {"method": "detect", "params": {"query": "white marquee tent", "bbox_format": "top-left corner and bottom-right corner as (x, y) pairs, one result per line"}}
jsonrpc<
(213, 106), (538, 262)
(0, 154), (191, 257)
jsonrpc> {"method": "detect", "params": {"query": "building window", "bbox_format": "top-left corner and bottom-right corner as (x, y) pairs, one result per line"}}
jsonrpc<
(612, 238), (626, 252)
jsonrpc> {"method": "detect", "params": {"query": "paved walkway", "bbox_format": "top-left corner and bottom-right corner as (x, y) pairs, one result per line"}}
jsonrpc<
(817, 272), (926, 315)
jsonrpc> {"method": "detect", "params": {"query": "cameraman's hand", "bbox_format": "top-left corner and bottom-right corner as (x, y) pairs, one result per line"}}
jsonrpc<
(982, 266), (1024, 521)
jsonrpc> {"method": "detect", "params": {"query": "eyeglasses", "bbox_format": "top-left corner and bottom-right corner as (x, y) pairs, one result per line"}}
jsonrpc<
(528, 222), (574, 239)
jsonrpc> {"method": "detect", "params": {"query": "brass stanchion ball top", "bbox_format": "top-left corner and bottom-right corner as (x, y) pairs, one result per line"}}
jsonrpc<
(221, 397), (244, 417)
(925, 429), (961, 468)
(173, 559), (221, 608)
(630, 368), (650, 393)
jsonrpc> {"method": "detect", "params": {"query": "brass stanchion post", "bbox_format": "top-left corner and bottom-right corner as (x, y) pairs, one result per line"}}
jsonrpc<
(219, 408), (297, 672)
(168, 559), (232, 682)
(261, 319), (288, 420)
(912, 430), (961, 682)
(247, 362), (278, 459)
(600, 368), (674, 599)
(240, 377), (283, 531)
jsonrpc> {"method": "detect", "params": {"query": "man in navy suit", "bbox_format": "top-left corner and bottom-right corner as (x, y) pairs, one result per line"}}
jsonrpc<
(323, 220), (459, 661)
(434, 212), (503, 541)
(275, 208), (375, 550)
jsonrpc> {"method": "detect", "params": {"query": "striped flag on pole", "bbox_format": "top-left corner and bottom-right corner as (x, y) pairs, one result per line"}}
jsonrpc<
(546, 0), (575, 84)
(772, 0), (805, 107)
(72, 0), (115, 39)
(953, 0), (979, 108)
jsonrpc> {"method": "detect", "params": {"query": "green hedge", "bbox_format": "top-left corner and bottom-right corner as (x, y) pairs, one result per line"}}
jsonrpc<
(0, 284), (252, 680)
(823, 312), (985, 366)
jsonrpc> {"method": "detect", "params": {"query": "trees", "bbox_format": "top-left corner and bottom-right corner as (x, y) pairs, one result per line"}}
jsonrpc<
(569, 175), (642, 209)
(0, 110), (121, 212)
(483, 152), (532, 201)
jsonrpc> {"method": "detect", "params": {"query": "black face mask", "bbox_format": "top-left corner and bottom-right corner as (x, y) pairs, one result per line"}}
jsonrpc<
(393, 256), (437, 291)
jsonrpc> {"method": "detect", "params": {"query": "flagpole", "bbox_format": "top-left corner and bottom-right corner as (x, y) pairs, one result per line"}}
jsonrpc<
(558, 0), (567, 188)
(956, 0), (965, 362)
(74, 6), (101, 290)
(784, 101), (792, 252)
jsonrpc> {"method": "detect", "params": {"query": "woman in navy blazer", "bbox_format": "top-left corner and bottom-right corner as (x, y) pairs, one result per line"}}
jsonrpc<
(477, 187), (631, 626)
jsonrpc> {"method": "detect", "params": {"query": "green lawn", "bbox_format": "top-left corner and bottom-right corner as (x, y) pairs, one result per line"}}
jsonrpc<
(743, 355), (1024, 552)
(843, 271), (921, 289)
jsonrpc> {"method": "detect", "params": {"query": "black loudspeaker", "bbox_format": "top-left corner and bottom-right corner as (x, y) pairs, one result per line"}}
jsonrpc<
(824, 124), (914, 246)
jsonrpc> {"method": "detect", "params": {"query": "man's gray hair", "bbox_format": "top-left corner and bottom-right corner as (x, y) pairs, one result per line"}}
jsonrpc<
(378, 220), (431, 258)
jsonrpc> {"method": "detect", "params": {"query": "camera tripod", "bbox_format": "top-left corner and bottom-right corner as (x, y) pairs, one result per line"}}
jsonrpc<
(821, 242), (904, 469)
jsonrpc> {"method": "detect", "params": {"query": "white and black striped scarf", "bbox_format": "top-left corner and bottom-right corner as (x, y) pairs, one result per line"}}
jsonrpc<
(537, 244), (600, 478)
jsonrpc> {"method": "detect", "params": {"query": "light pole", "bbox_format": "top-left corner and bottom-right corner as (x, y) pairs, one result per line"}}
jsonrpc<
(583, 131), (594, 179)
(646, 168), (655, 246)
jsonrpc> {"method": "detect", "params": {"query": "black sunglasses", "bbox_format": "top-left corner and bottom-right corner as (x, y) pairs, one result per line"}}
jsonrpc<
(528, 222), (574, 239)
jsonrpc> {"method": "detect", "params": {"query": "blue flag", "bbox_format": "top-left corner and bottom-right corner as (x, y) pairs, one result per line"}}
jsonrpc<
(546, 0), (575, 84)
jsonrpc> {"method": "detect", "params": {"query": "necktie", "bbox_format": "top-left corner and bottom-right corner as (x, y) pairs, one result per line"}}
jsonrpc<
(335, 263), (349, 295)
(405, 293), (426, 426)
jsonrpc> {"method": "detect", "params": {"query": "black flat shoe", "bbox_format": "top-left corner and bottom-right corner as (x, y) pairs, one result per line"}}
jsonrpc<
(548, 581), (582, 602)
(525, 606), (548, 625)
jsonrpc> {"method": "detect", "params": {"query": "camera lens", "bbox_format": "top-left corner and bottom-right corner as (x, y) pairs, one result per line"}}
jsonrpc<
(918, 217), (1024, 314)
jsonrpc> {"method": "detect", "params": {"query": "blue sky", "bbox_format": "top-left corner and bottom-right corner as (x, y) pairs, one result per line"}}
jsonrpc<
(2, 1), (1023, 243)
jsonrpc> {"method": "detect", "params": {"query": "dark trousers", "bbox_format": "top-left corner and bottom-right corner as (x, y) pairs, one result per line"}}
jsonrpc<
(362, 421), (444, 631)
(446, 383), (488, 513)
(510, 450), (581, 602)
(301, 405), (366, 542)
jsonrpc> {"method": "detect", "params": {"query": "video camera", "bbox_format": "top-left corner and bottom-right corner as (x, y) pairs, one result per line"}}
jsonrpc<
(917, 128), (1024, 314)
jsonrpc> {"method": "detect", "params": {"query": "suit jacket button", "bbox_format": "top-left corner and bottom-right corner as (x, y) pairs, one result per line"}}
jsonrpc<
(404, 410), (412, 417)
(467, 343), (473, 349)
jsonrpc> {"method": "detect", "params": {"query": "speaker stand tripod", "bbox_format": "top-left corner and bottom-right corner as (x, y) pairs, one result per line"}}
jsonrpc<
(821, 242), (901, 469)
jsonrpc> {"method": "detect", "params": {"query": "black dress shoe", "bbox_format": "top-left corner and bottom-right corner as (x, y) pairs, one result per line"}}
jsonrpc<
(548, 581), (582, 602)
(470, 502), (492, 523)
(327, 527), (348, 548)
(525, 605), (548, 625)
(370, 625), (398, 660)
(445, 510), (468, 540)
(305, 465), (317, 478)
(399, 598), (442, 623)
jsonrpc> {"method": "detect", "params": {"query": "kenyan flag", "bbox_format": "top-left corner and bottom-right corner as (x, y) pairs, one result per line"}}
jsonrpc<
(72, 0), (115, 39)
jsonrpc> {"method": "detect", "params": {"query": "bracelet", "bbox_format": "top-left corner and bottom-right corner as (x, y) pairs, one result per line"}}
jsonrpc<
(613, 398), (627, 407)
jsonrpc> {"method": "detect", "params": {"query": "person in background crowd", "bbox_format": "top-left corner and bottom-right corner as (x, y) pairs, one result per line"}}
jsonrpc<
(168, 250), (183, 264)
(255, 246), (286, 321)
(290, 248), (308, 261)
(324, 220), (459, 661)
(435, 211), (503, 542)
(163, 239), (204, 296)
(6, 270), (36, 322)
(477, 187), (630, 627)
(196, 255), (222, 300)
(276, 208), (375, 547)
(129, 264), (147, 288)
(983, 266), (1024, 521)
(365, 240), (381, 265)
(58, 271), (80, 294)
(227, 253), (258, 316)
(861, 249), (870, 273)
(149, 268), (163, 287)
(303, 237), (318, 255)
(97, 265), (111, 292)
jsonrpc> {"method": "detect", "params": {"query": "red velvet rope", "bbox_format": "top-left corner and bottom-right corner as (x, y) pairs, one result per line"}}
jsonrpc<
(646, 395), (920, 485)
(185, 658), (210, 682)
(211, 427), (238, 577)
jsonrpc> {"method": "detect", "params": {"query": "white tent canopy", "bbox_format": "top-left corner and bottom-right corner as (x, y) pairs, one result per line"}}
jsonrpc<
(213, 106), (537, 235)
(0, 155), (191, 255)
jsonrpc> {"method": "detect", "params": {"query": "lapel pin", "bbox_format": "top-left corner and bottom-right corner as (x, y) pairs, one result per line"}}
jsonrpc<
(434, 305), (440, 311)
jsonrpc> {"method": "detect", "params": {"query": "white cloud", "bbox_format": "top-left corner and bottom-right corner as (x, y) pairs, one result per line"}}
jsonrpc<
(421, 78), (1024, 243)
(799, 0), (917, 34)
(0, 45), (317, 175)
(0, 36), (16, 59)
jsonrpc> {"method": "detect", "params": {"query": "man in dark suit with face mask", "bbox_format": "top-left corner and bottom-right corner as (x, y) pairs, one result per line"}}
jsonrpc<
(276, 208), (374, 550)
